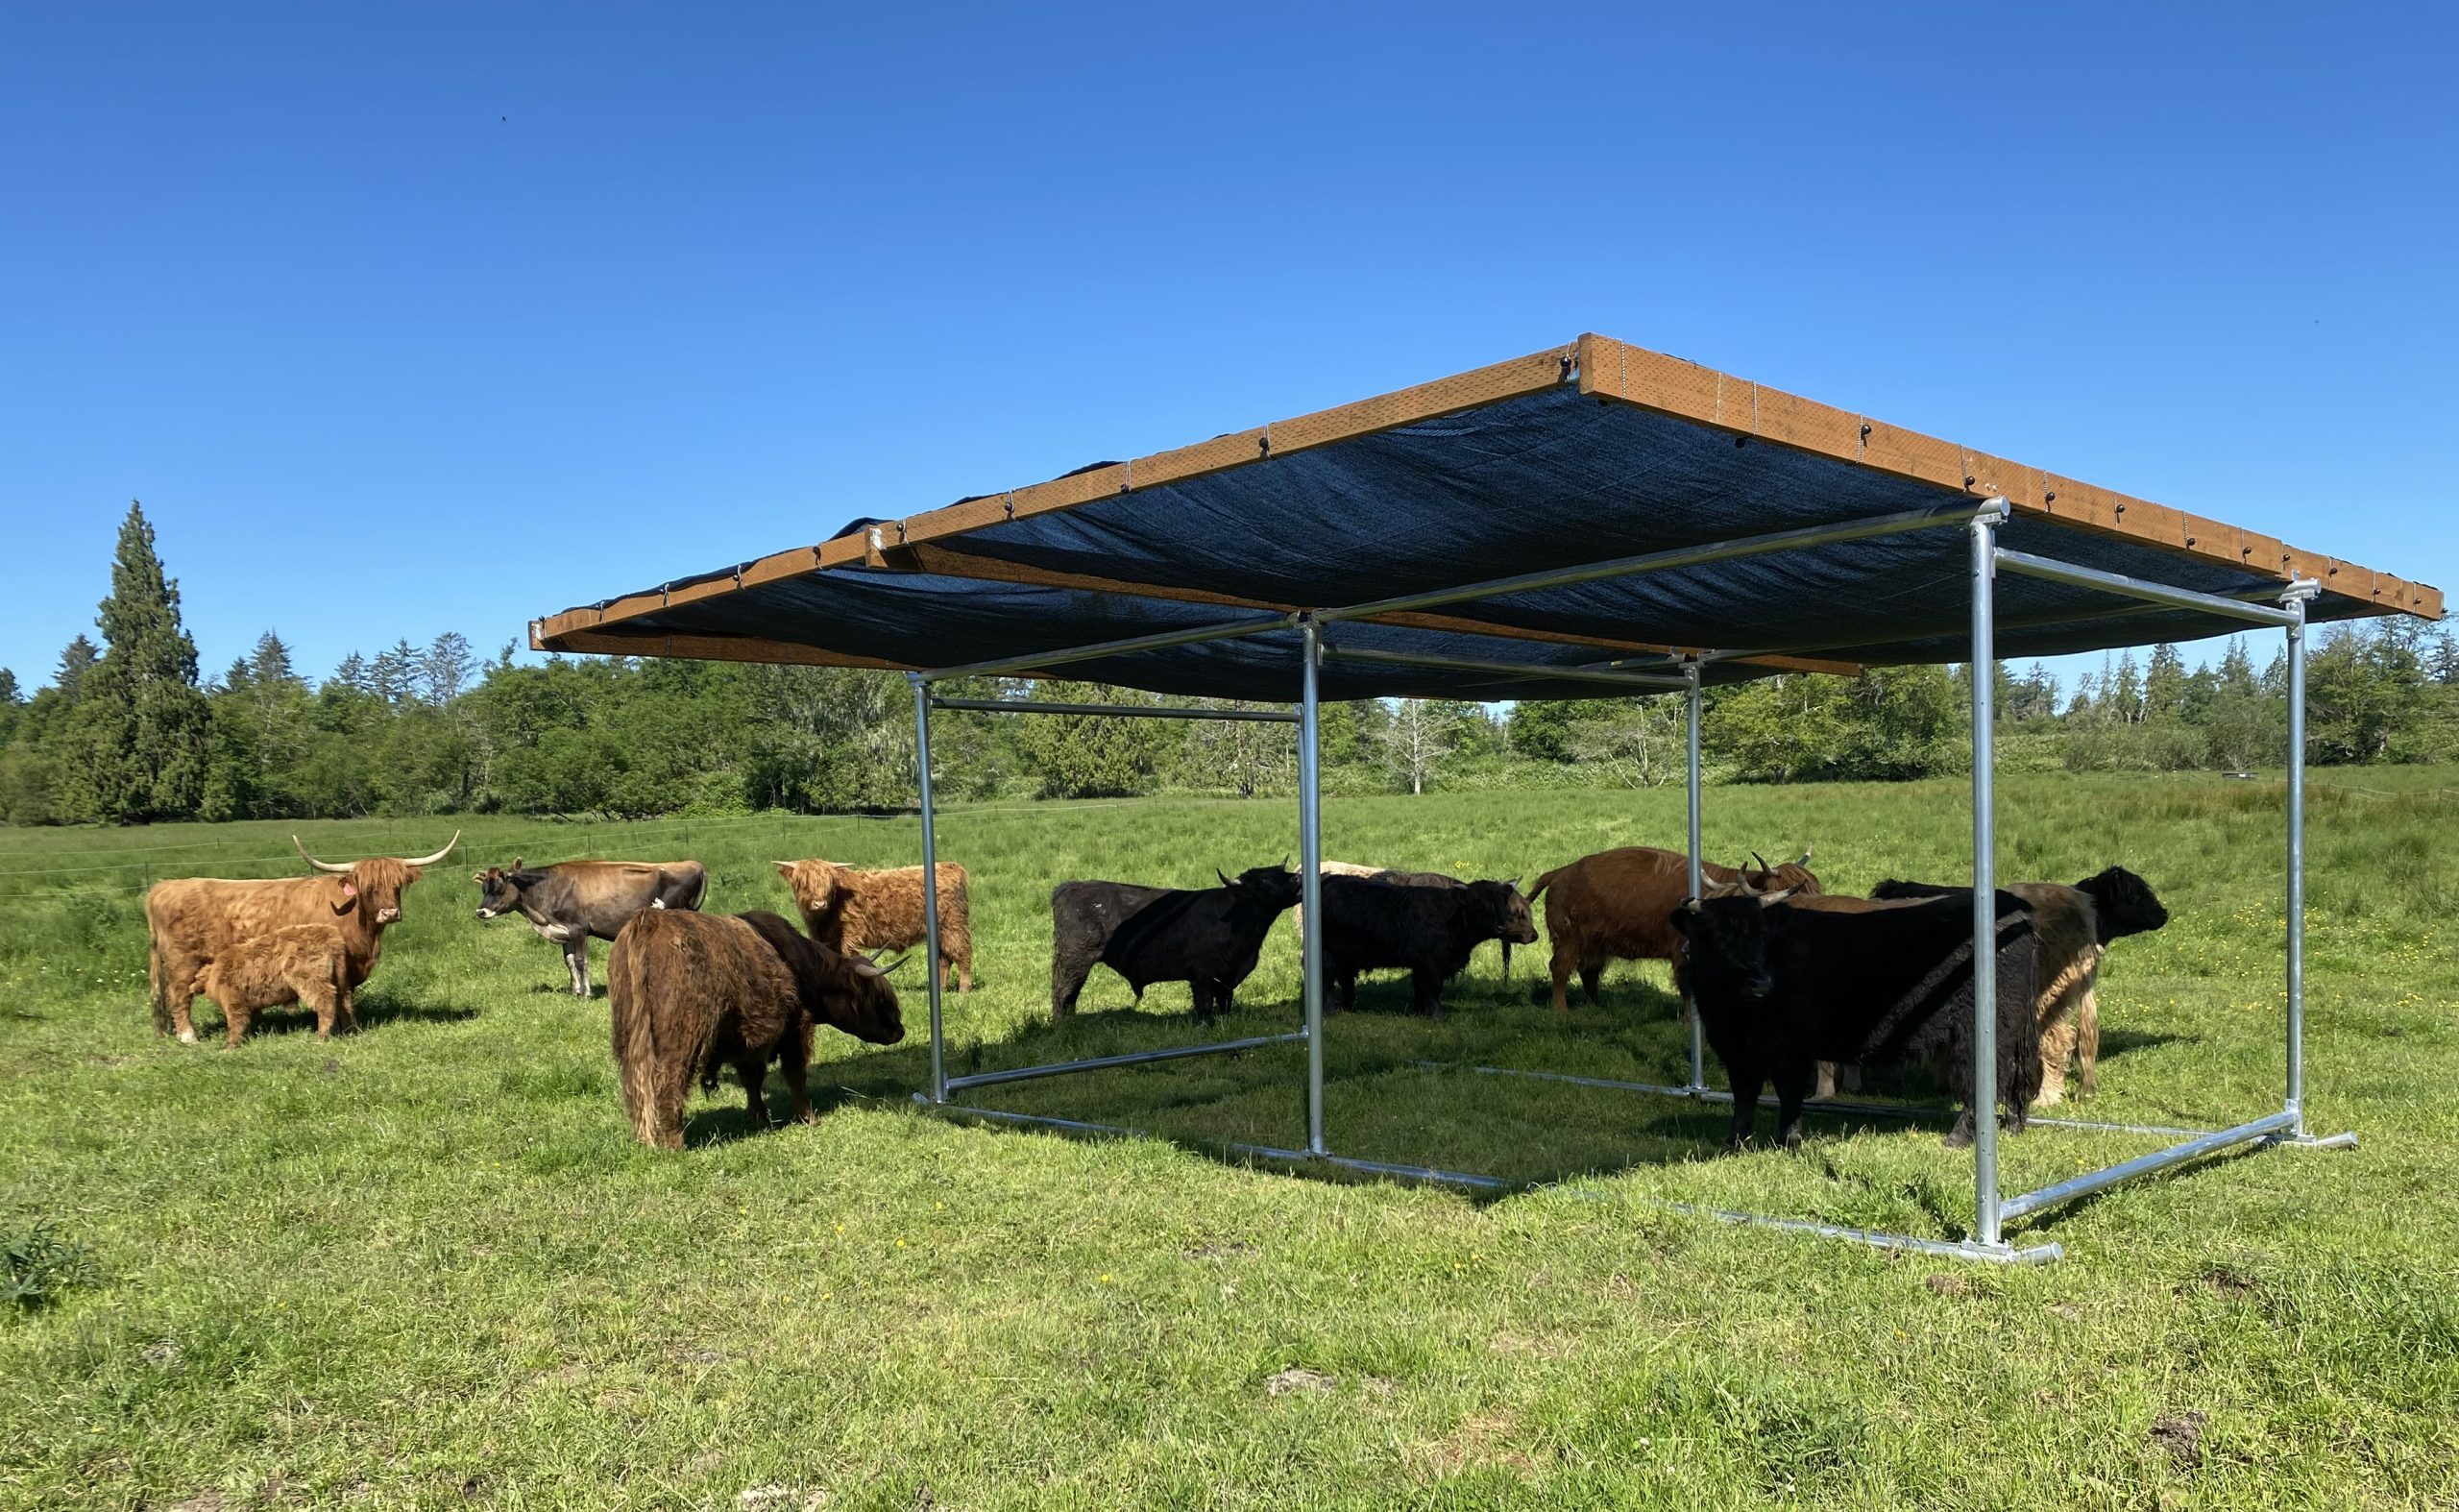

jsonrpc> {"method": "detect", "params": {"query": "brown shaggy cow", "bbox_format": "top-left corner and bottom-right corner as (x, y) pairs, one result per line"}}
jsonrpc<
(193, 923), (353, 1046)
(775, 859), (972, 991)
(145, 834), (459, 1044)
(1527, 844), (1820, 1013)
(608, 909), (905, 1149)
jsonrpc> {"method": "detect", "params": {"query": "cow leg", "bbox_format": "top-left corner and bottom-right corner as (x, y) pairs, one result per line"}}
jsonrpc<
(1723, 1055), (1765, 1152)
(222, 999), (252, 1048)
(1547, 940), (1574, 1014)
(1052, 956), (1090, 1023)
(308, 983), (338, 1040)
(737, 1056), (771, 1128)
(1770, 1060), (1816, 1152)
(781, 1024), (816, 1125)
(2034, 1015), (2075, 1108)
(567, 939), (592, 999)
(1413, 967), (1444, 1020)
(2075, 985), (2100, 1100)
(166, 960), (203, 1044)
(1578, 958), (1604, 1008)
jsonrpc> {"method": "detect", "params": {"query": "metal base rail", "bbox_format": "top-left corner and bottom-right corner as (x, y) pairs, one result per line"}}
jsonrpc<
(1418, 1061), (2215, 1139)
(896, 504), (2349, 1263)
(945, 1031), (1307, 1094)
(918, 1097), (2060, 1263)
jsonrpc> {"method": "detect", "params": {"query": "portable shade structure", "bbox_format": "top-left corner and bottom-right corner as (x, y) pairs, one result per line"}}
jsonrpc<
(535, 333), (2442, 1262)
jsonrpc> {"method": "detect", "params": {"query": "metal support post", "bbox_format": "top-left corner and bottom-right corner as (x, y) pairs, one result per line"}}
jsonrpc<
(1683, 659), (1706, 1094)
(911, 673), (947, 1106)
(1299, 620), (1327, 1156)
(1969, 501), (2005, 1249)
(2283, 583), (2314, 1135)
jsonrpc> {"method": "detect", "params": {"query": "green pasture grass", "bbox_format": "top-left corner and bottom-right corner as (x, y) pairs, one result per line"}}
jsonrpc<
(2, 771), (2456, 1507)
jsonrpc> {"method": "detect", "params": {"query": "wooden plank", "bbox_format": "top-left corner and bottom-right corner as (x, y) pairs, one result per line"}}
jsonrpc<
(536, 626), (912, 671)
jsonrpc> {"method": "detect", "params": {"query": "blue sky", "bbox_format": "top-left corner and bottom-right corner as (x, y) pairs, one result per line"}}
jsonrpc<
(3, 2), (2452, 695)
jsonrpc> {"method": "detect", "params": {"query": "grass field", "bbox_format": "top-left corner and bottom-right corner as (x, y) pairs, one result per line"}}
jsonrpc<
(3, 769), (2456, 1508)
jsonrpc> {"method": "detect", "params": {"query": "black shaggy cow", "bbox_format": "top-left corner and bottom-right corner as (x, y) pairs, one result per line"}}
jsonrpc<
(1672, 890), (2043, 1152)
(1050, 865), (1303, 1023)
(1870, 866), (2169, 1105)
(1319, 874), (1537, 1017)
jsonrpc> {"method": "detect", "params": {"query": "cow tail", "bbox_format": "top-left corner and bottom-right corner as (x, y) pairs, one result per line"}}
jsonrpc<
(1526, 867), (1562, 904)
(148, 938), (171, 1036)
(609, 929), (665, 1145)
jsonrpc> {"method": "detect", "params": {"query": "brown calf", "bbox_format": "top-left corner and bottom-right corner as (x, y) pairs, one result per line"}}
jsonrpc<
(192, 923), (354, 1046)
(607, 909), (904, 1149)
(775, 859), (972, 991)
(1527, 844), (1820, 1013)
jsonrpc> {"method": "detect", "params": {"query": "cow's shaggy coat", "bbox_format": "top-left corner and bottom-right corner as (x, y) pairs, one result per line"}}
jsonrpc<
(192, 923), (354, 1046)
(1318, 875), (1538, 1016)
(146, 851), (440, 1044)
(1674, 891), (2043, 1151)
(1871, 866), (2170, 1104)
(777, 860), (972, 992)
(1050, 865), (1303, 1022)
(1526, 845), (1821, 1013)
(607, 909), (903, 1149)
(475, 857), (708, 997)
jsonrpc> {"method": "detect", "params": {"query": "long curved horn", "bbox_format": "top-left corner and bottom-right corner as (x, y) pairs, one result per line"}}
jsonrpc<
(394, 831), (460, 867)
(1751, 851), (1771, 873)
(293, 836), (354, 874)
(1795, 844), (1814, 866)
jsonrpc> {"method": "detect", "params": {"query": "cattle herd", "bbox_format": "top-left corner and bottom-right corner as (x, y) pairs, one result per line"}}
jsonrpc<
(139, 830), (2171, 1156)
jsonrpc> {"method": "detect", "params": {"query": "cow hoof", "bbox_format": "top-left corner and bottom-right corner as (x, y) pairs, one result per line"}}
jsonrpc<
(178, 1030), (197, 1045)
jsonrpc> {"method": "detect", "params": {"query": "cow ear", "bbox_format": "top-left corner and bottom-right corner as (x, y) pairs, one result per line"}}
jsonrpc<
(511, 857), (523, 871)
(1669, 898), (1699, 937)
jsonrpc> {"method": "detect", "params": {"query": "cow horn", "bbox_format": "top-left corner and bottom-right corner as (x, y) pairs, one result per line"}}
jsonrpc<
(1751, 851), (1771, 873)
(293, 836), (354, 874)
(397, 832), (460, 867)
(1795, 844), (1813, 866)
(1760, 887), (1796, 905)
(1217, 868), (1235, 887)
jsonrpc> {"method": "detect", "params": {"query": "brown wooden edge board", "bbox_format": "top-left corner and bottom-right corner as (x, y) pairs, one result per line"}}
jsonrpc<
(533, 331), (2441, 653)
(1576, 334), (2444, 622)
(542, 627), (910, 671)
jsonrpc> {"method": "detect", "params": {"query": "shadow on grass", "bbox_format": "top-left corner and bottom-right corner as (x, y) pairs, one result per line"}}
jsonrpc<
(235, 996), (483, 1037)
(776, 972), (1998, 1205)
(2095, 1027), (2193, 1060)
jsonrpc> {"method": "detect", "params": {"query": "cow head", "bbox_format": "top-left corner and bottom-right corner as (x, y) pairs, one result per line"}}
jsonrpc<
(1741, 844), (1822, 897)
(775, 859), (851, 931)
(1670, 894), (1780, 1003)
(2076, 866), (2169, 942)
(294, 833), (458, 927)
(473, 860), (537, 920)
(1217, 863), (1303, 914)
(1469, 878), (1540, 944)
(820, 947), (907, 1045)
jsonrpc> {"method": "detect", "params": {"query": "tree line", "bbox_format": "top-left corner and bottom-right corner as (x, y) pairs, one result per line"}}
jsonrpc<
(5, 503), (2455, 824)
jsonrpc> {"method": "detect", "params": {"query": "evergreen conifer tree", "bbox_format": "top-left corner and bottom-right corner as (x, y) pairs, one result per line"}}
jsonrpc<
(62, 501), (211, 821)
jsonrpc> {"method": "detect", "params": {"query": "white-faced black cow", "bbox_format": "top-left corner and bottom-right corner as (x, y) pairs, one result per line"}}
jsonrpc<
(475, 858), (708, 997)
